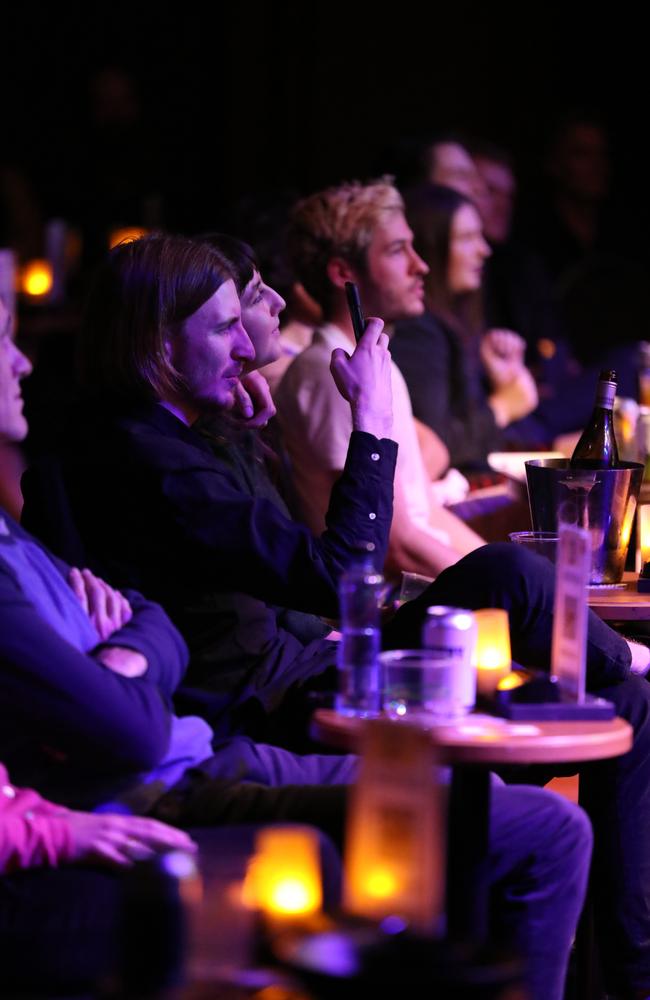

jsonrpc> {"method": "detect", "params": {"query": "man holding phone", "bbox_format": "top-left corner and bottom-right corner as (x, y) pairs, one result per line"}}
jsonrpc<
(275, 179), (484, 582)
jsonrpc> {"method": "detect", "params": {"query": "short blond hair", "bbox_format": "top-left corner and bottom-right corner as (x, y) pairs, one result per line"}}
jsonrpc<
(287, 179), (403, 312)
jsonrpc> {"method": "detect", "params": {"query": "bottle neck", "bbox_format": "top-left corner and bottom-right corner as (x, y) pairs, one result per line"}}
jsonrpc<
(595, 381), (616, 410)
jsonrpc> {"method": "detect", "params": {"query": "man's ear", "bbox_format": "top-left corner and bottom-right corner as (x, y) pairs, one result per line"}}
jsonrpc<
(326, 256), (358, 290)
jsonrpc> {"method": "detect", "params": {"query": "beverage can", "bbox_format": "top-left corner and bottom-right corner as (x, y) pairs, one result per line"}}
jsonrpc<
(421, 606), (477, 713)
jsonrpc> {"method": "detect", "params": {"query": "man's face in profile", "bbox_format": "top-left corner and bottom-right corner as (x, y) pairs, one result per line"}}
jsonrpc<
(356, 210), (428, 324)
(166, 280), (255, 418)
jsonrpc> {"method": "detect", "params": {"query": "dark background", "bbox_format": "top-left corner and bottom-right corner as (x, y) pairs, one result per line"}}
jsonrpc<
(2, 4), (645, 235)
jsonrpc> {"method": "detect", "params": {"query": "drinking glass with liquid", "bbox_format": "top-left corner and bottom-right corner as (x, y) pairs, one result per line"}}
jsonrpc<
(336, 557), (383, 717)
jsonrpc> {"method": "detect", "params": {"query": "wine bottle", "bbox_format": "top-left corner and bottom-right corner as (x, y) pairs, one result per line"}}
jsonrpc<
(569, 369), (619, 469)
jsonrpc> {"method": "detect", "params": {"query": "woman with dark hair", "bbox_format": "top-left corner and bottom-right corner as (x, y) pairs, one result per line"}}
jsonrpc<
(391, 184), (539, 471)
(200, 233), (286, 371)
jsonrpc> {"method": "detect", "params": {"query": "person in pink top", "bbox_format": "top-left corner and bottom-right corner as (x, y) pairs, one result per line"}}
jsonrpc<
(0, 762), (194, 872)
(0, 756), (195, 993)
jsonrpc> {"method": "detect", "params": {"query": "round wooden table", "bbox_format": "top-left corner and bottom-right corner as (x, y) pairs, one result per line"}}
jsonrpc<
(311, 708), (632, 765)
(311, 708), (633, 947)
(588, 572), (650, 622)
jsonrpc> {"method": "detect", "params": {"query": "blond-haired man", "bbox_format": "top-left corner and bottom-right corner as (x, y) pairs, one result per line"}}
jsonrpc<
(276, 179), (483, 581)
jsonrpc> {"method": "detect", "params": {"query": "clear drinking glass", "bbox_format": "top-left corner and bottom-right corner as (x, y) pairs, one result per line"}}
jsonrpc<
(381, 649), (463, 721)
(509, 531), (559, 564)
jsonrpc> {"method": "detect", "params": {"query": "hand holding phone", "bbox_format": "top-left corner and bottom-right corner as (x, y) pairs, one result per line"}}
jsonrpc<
(345, 281), (366, 342)
(330, 311), (393, 440)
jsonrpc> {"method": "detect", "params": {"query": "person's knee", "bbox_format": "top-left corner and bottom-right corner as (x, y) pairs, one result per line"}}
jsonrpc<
(530, 787), (592, 855)
(558, 796), (593, 862)
(493, 784), (592, 873)
(599, 675), (650, 739)
(459, 542), (543, 583)
(439, 542), (552, 612)
(532, 793), (592, 894)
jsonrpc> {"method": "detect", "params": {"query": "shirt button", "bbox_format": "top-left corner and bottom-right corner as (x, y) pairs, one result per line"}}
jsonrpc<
(24, 810), (34, 820)
(369, 512), (377, 520)
(2, 785), (16, 798)
(371, 452), (380, 462)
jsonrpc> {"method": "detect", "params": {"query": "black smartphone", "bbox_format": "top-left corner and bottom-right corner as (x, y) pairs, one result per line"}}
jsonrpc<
(345, 281), (366, 343)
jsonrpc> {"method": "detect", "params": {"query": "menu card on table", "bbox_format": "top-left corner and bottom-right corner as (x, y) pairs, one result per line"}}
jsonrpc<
(551, 523), (591, 701)
(344, 720), (447, 935)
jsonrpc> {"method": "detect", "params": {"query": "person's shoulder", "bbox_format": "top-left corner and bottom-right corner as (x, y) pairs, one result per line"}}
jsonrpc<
(393, 311), (447, 340)
(275, 337), (341, 415)
(391, 313), (447, 365)
(281, 335), (331, 380)
(97, 404), (228, 477)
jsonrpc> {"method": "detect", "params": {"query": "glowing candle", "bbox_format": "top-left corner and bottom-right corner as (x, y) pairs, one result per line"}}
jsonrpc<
(243, 826), (322, 921)
(20, 260), (53, 298)
(639, 506), (650, 568)
(473, 609), (512, 698)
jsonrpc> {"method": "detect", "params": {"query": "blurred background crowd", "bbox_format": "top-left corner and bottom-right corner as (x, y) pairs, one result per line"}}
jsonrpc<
(2, 4), (648, 513)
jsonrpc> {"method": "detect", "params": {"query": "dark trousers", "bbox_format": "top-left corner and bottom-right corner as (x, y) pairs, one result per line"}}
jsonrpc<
(0, 865), (122, 994)
(389, 542), (648, 993)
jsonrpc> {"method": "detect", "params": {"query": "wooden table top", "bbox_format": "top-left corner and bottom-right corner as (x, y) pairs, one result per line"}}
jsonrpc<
(311, 708), (633, 766)
(588, 572), (650, 621)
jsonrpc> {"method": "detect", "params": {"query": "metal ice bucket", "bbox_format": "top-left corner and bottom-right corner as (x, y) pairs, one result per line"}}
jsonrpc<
(525, 459), (643, 584)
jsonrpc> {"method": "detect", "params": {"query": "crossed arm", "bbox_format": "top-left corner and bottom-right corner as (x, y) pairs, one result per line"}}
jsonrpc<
(0, 548), (188, 773)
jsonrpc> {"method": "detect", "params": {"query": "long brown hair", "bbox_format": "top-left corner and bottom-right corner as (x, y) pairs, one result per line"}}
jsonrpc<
(78, 234), (234, 401)
(404, 183), (484, 336)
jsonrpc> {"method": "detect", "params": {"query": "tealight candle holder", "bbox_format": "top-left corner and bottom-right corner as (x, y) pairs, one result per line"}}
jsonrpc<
(638, 506), (650, 591)
(472, 609), (512, 699)
(243, 825), (322, 925)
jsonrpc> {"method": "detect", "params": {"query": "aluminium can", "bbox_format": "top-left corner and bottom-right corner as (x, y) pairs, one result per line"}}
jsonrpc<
(422, 605), (477, 714)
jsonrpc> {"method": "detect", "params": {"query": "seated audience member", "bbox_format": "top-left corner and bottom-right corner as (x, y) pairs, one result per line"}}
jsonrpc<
(0, 760), (195, 993)
(212, 191), (324, 395)
(471, 140), (630, 438)
(418, 133), (486, 202)
(471, 140), (568, 371)
(2, 291), (594, 1000)
(414, 136), (576, 422)
(200, 233), (287, 376)
(391, 184), (540, 470)
(524, 112), (615, 284)
(195, 233), (309, 515)
(518, 112), (643, 380)
(275, 179), (485, 581)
